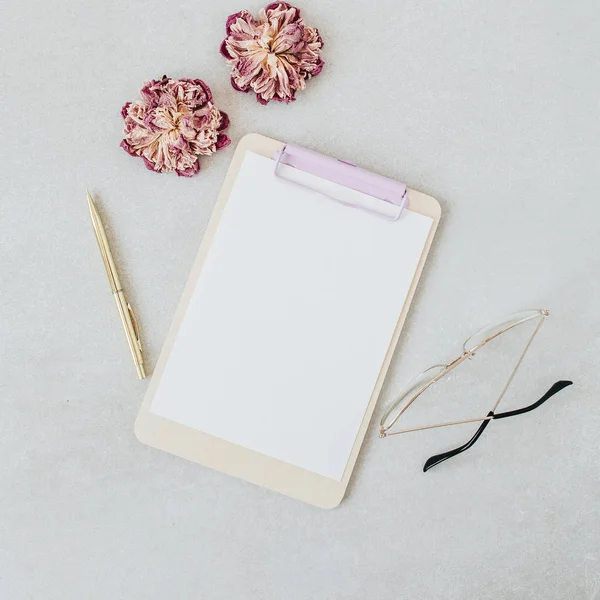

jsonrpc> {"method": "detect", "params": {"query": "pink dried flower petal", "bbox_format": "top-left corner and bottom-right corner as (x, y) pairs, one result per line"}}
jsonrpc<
(221, 2), (324, 105)
(120, 76), (230, 176)
(218, 111), (231, 132)
(216, 134), (231, 150)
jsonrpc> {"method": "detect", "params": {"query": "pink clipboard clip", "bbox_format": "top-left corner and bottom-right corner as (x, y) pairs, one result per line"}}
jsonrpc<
(273, 144), (408, 221)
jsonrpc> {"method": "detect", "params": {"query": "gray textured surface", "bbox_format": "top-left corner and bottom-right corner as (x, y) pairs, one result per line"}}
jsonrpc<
(1, 1), (599, 599)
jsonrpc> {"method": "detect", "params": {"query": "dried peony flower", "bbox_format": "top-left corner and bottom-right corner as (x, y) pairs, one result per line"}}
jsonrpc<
(220, 2), (324, 105)
(120, 77), (230, 177)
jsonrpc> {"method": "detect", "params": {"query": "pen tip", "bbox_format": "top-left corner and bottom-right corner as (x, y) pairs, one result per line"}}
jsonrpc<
(86, 191), (98, 217)
(87, 191), (99, 224)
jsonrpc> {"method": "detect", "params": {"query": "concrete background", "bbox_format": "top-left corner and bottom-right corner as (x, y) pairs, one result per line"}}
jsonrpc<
(1, 0), (599, 598)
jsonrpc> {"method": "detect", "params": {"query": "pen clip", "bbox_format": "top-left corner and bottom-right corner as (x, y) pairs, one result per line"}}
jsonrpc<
(127, 303), (142, 352)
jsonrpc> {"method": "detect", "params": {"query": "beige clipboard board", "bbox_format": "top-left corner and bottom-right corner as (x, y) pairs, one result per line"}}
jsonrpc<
(135, 133), (441, 508)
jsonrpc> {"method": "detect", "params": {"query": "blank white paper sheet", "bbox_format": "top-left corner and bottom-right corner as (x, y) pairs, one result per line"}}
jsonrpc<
(150, 152), (433, 480)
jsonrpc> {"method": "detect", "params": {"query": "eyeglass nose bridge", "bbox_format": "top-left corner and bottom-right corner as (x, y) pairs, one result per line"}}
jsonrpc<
(445, 352), (470, 370)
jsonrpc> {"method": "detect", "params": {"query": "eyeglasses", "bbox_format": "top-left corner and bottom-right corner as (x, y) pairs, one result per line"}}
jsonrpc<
(379, 309), (573, 471)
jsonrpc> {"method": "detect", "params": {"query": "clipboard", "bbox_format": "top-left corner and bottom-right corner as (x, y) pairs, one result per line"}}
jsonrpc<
(135, 133), (441, 508)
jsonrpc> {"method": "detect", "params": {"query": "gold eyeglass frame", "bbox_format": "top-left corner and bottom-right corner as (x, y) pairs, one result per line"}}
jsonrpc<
(379, 309), (550, 438)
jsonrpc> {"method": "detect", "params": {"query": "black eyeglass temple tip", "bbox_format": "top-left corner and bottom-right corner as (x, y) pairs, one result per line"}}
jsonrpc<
(422, 412), (494, 472)
(422, 380), (573, 473)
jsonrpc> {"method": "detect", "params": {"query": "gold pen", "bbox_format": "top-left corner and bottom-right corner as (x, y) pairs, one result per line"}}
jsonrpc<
(87, 191), (146, 379)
